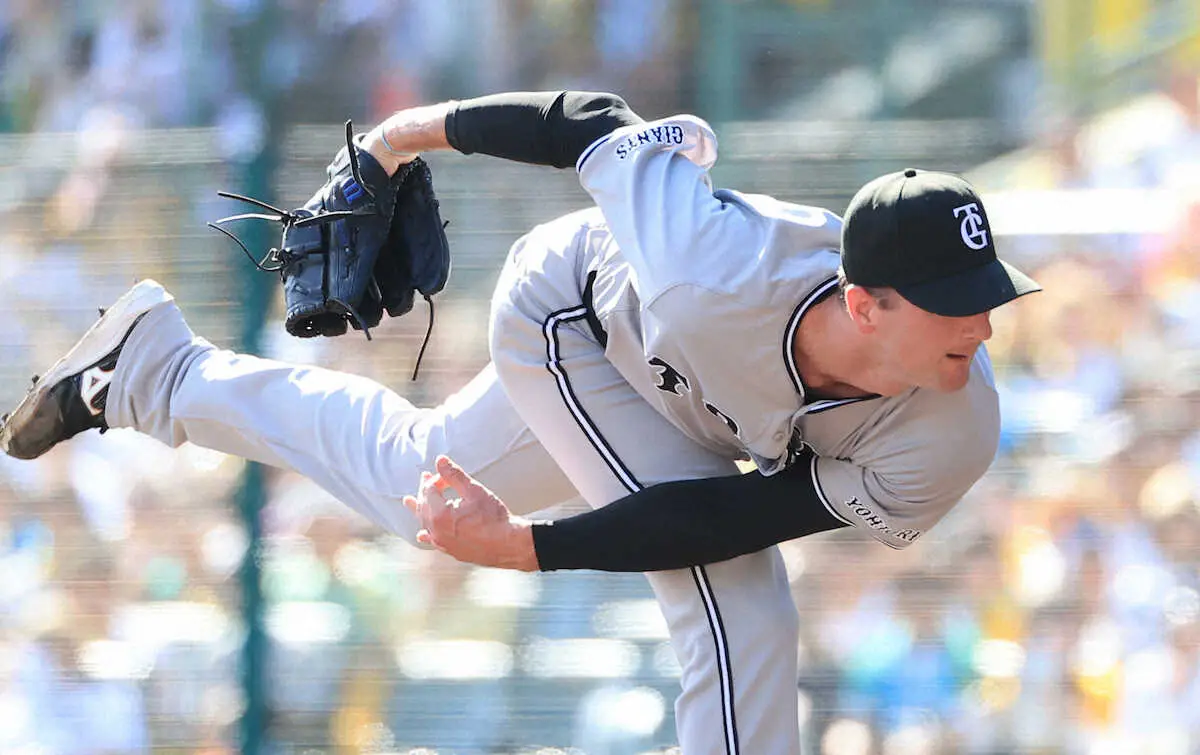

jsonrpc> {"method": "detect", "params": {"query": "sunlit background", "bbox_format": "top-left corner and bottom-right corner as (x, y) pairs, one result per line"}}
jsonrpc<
(1, 1), (1199, 753)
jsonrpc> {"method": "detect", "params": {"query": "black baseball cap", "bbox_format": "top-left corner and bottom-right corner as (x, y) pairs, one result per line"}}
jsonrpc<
(840, 168), (1040, 316)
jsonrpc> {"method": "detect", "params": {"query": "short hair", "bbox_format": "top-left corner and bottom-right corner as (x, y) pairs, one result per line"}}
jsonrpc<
(836, 270), (895, 309)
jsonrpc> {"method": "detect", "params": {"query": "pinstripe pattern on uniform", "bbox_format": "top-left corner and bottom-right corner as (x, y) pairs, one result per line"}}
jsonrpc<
(541, 305), (642, 491)
(541, 303), (742, 755)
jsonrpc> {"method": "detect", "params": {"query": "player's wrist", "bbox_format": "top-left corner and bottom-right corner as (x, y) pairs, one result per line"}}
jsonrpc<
(506, 517), (539, 572)
(363, 122), (417, 177)
(363, 103), (455, 177)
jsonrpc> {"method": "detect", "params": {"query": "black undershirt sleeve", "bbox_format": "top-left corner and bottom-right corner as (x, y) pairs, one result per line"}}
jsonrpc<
(444, 91), (644, 169)
(531, 449), (850, 572)
(447, 94), (849, 570)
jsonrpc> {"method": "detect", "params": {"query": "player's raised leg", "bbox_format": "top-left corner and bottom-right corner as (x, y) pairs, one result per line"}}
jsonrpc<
(0, 279), (577, 542)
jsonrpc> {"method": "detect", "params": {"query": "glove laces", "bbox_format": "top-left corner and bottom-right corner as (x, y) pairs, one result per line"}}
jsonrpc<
(412, 294), (434, 381)
(208, 122), (444, 373)
(207, 121), (383, 339)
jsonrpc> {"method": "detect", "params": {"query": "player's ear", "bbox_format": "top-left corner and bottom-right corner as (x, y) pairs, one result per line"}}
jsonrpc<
(844, 284), (882, 333)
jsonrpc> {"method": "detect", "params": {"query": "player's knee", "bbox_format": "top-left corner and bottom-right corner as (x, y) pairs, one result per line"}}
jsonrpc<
(377, 405), (450, 467)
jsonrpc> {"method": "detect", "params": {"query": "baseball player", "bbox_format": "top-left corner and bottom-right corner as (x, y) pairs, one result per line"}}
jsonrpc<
(0, 91), (1039, 753)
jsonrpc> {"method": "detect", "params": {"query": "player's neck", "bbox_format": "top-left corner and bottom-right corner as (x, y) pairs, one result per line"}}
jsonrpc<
(793, 296), (906, 399)
(793, 296), (871, 399)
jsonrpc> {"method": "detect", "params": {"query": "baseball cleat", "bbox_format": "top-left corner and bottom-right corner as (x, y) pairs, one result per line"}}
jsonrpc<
(0, 280), (172, 460)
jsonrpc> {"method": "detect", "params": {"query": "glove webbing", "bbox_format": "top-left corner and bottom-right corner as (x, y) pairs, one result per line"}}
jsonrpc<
(208, 123), (442, 377)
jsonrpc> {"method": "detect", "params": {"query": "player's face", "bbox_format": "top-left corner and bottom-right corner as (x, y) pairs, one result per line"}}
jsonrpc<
(869, 291), (993, 393)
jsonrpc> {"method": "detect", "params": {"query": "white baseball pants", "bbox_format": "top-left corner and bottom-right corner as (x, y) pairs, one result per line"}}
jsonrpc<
(105, 231), (803, 754)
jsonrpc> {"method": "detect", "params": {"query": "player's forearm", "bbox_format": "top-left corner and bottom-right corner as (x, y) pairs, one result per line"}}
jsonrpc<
(362, 103), (455, 176)
(531, 458), (849, 572)
(365, 91), (643, 177)
(446, 91), (642, 168)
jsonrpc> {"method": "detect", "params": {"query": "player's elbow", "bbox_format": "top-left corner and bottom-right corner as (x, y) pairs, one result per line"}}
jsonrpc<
(553, 91), (644, 166)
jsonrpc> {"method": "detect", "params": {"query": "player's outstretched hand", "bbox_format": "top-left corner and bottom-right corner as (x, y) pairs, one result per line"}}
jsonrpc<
(403, 455), (539, 571)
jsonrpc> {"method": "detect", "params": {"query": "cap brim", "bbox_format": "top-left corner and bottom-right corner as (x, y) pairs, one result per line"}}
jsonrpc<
(895, 258), (1041, 317)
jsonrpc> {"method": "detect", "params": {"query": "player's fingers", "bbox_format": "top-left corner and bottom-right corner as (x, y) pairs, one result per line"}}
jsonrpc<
(421, 467), (454, 498)
(416, 529), (432, 545)
(433, 475), (452, 495)
(423, 485), (459, 533)
(420, 470), (446, 502)
(402, 494), (419, 514)
(436, 455), (486, 498)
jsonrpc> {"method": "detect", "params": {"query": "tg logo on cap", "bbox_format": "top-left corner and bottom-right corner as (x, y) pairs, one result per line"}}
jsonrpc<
(952, 202), (989, 250)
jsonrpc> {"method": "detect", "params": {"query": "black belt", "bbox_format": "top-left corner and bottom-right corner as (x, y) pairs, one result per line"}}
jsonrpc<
(582, 270), (608, 348)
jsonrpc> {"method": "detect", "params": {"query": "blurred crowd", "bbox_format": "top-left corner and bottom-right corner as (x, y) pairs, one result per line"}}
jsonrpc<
(2, 0), (1200, 754)
(0, 0), (690, 137)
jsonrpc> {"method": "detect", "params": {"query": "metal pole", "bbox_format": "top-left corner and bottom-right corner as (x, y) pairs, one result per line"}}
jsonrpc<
(225, 3), (279, 752)
(696, 0), (741, 124)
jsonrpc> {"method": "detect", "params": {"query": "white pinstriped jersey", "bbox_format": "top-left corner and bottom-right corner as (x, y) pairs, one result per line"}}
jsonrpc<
(521, 115), (1000, 549)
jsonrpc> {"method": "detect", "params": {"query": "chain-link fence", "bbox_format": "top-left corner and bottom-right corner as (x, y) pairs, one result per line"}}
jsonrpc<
(3, 74), (1200, 755)
(0, 118), (1008, 754)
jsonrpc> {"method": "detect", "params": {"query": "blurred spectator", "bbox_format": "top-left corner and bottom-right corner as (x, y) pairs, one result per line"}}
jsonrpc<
(2, 1), (1200, 752)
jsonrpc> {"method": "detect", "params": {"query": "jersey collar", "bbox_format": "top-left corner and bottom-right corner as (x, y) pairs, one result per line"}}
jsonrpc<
(783, 276), (881, 409)
(783, 276), (838, 398)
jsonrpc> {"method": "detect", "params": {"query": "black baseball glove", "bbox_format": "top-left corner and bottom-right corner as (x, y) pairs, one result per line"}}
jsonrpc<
(374, 157), (451, 318)
(210, 121), (451, 346)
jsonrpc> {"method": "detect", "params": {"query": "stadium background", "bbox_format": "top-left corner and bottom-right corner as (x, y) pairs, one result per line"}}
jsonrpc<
(2, 0), (1200, 753)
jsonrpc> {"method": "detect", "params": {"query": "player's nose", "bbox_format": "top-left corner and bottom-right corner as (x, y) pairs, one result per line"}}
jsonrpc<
(963, 311), (993, 342)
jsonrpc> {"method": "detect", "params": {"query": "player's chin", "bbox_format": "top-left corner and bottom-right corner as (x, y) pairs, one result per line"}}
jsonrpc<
(932, 356), (973, 392)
